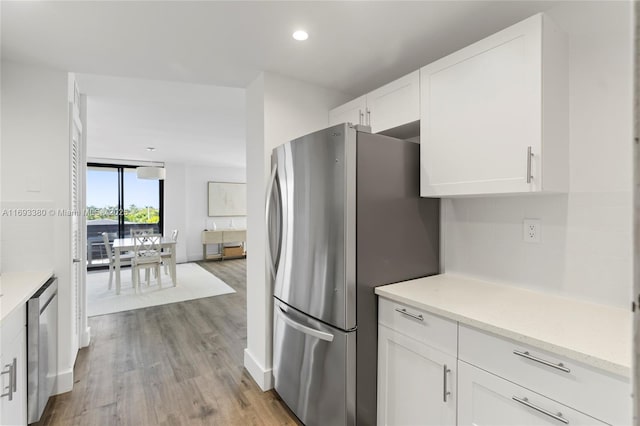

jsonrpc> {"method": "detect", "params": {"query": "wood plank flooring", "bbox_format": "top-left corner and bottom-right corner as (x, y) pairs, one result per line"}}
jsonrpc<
(36, 259), (299, 426)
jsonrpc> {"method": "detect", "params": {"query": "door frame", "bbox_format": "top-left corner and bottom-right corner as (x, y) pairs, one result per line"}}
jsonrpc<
(78, 93), (90, 348)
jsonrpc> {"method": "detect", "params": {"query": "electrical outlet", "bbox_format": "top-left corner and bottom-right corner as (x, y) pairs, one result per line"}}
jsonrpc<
(523, 219), (541, 243)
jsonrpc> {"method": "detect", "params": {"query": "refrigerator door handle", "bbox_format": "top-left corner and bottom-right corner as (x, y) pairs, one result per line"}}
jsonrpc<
(265, 163), (278, 280)
(277, 306), (334, 342)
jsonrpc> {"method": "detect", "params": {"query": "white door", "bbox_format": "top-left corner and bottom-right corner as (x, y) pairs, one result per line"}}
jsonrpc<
(367, 71), (420, 133)
(328, 95), (366, 127)
(68, 76), (88, 353)
(377, 325), (456, 426)
(420, 14), (542, 197)
(458, 361), (607, 426)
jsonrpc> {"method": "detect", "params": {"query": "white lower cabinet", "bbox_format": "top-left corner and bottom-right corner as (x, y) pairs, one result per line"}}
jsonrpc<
(1, 305), (27, 426)
(377, 297), (630, 426)
(377, 324), (456, 426)
(457, 361), (606, 426)
(458, 325), (629, 425)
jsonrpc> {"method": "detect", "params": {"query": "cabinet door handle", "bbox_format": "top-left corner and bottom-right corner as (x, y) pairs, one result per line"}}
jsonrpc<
(394, 308), (424, 321)
(366, 108), (371, 126)
(443, 364), (451, 402)
(11, 358), (16, 393)
(512, 396), (569, 424)
(526, 146), (533, 183)
(1, 358), (15, 401)
(359, 109), (364, 125)
(513, 350), (571, 373)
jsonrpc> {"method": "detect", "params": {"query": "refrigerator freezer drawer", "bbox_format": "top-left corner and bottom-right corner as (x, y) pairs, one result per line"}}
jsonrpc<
(272, 298), (356, 426)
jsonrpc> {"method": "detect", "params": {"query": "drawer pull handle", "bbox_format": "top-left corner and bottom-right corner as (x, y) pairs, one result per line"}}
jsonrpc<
(512, 396), (569, 424)
(443, 364), (451, 402)
(513, 350), (571, 373)
(395, 308), (424, 321)
(0, 359), (15, 401)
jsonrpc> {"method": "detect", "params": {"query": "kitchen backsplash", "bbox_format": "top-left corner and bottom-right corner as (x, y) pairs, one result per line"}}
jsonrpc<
(442, 192), (631, 308)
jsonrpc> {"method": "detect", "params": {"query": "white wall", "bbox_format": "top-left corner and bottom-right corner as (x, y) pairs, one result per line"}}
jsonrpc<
(244, 71), (350, 390)
(163, 163), (188, 262)
(164, 162), (246, 263)
(1, 61), (76, 391)
(442, 1), (634, 308)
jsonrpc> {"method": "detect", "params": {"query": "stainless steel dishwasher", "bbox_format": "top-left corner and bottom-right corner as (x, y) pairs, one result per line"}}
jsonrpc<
(27, 277), (58, 424)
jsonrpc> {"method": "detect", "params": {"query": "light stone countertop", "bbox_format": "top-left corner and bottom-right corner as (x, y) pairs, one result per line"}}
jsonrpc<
(1, 270), (54, 322)
(375, 273), (631, 377)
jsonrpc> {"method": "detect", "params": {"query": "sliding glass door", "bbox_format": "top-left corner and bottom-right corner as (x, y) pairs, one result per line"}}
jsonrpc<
(86, 163), (163, 269)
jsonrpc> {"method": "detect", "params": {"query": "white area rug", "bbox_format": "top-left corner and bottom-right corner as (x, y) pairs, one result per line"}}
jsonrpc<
(87, 263), (235, 317)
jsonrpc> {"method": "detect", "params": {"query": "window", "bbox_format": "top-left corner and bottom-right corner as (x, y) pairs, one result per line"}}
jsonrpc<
(86, 163), (164, 268)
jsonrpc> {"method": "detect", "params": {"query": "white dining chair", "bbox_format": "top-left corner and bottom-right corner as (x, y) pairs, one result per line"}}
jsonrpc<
(132, 233), (162, 291)
(161, 229), (179, 276)
(102, 232), (134, 290)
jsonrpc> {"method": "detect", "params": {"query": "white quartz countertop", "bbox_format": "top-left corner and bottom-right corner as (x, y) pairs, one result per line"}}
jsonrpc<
(375, 274), (631, 377)
(1, 270), (54, 322)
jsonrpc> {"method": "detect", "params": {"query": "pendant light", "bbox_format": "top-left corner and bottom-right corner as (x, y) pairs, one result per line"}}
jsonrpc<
(136, 166), (166, 180)
(136, 147), (165, 180)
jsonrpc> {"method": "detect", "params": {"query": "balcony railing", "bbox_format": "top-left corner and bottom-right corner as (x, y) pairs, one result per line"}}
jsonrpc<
(87, 219), (159, 268)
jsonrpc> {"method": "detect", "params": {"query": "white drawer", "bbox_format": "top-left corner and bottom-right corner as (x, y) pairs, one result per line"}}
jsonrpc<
(1, 304), (26, 345)
(378, 298), (457, 356)
(458, 361), (608, 426)
(458, 325), (631, 425)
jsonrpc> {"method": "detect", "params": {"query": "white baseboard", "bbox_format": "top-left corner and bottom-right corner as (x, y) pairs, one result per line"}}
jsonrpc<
(244, 348), (273, 391)
(53, 367), (74, 395)
(80, 326), (91, 348)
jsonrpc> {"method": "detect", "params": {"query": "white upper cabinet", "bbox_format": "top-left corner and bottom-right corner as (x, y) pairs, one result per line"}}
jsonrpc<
(329, 71), (420, 133)
(420, 13), (568, 197)
(329, 95), (367, 127)
(366, 71), (420, 133)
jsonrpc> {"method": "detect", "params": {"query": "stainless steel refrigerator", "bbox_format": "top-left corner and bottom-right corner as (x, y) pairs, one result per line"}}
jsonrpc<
(268, 123), (440, 426)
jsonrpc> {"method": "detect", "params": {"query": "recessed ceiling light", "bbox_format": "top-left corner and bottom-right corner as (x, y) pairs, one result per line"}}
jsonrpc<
(292, 30), (309, 41)
(146, 147), (156, 152)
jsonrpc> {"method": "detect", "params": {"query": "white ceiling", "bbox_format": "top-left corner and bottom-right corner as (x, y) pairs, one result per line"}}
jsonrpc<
(1, 1), (566, 167)
(2, 1), (563, 95)
(78, 74), (245, 167)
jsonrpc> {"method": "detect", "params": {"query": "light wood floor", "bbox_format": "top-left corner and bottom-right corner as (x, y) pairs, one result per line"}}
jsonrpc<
(36, 259), (299, 426)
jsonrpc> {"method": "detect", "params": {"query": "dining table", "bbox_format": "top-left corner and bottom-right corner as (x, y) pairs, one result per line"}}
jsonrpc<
(112, 237), (177, 295)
